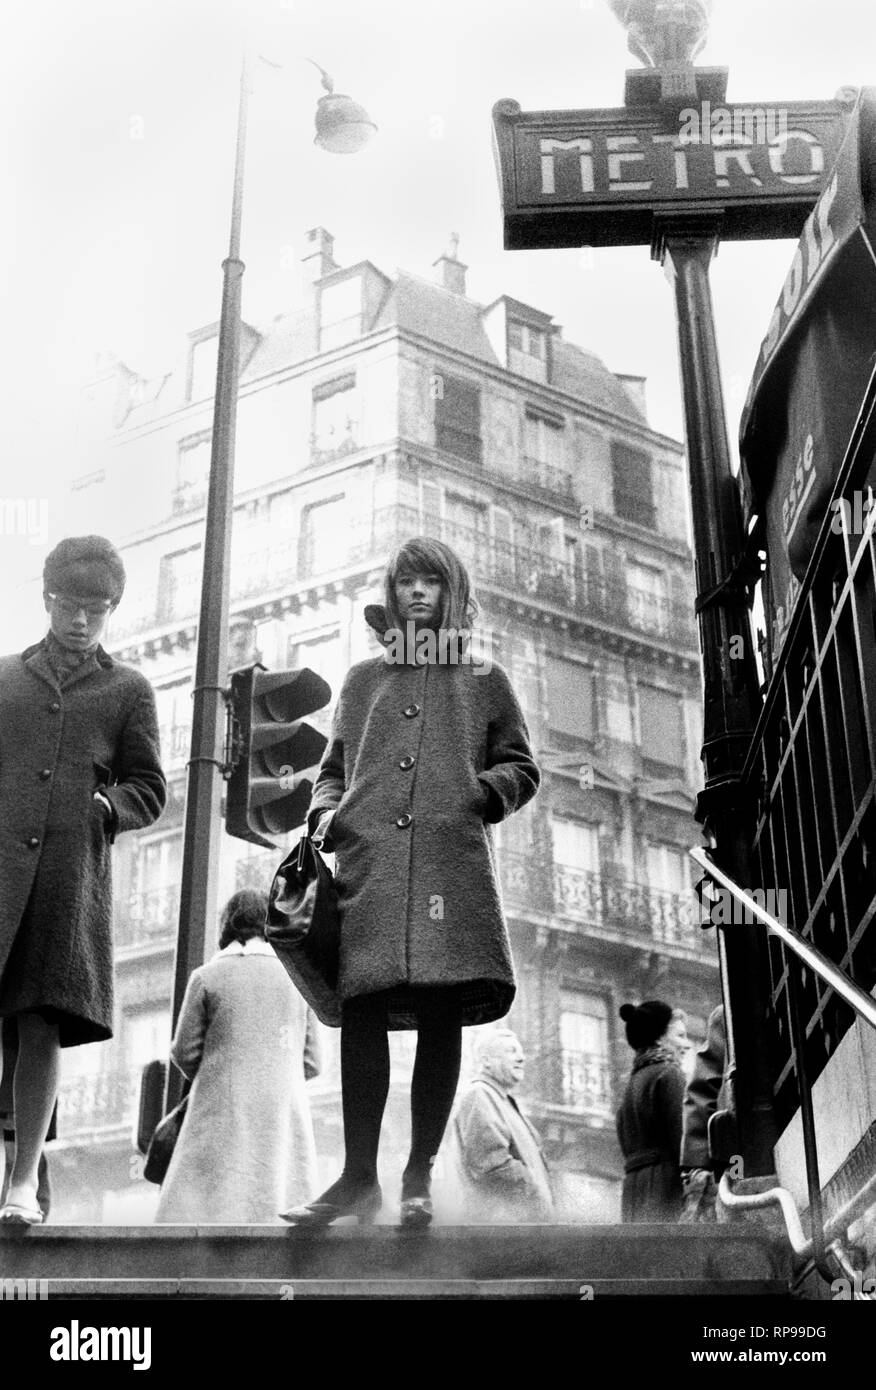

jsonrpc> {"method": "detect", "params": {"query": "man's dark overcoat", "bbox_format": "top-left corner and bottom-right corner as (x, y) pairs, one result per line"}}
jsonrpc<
(306, 639), (540, 1028)
(616, 1047), (685, 1222)
(0, 639), (166, 1045)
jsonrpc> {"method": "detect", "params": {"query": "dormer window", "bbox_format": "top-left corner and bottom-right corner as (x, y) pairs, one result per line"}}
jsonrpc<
(508, 320), (548, 382)
(188, 332), (219, 403)
(320, 277), (362, 350)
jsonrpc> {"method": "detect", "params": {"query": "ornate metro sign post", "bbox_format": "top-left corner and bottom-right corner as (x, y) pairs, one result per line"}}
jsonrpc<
(492, 0), (857, 1178)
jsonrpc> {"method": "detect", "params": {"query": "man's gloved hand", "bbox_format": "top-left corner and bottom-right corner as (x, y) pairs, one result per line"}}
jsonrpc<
(679, 1168), (718, 1223)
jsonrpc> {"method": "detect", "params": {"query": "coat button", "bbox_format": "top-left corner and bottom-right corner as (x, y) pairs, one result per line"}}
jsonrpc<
(49, 701), (61, 713)
(39, 768), (52, 781)
(399, 755), (415, 770)
(27, 836), (40, 848)
(403, 703), (421, 718)
(396, 813), (412, 828)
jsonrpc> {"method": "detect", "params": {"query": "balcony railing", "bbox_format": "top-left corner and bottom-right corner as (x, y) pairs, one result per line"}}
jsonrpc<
(521, 456), (575, 501)
(524, 1048), (614, 1114)
(57, 1070), (139, 1138)
(116, 886), (179, 948)
(106, 504), (695, 648)
(499, 851), (703, 950)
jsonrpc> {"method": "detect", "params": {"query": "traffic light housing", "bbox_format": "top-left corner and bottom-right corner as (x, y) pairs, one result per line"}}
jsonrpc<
(226, 663), (331, 848)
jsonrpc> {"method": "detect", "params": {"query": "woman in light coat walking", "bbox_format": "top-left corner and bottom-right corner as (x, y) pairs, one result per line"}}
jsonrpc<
(0, 536), (166, 1224)
(155, 890), (320, 1224)
(283, 537), (540, 1229)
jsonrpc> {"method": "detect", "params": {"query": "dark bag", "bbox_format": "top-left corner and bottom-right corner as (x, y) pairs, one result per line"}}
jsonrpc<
(143, 1091), (189, 1185)
(265, 834), (342, 1027)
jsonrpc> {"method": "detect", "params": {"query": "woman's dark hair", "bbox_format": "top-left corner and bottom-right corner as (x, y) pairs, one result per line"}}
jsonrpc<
(383, 537), (478, 634)
(619, 999), (674, 1051)
(218, 889), (269, 949)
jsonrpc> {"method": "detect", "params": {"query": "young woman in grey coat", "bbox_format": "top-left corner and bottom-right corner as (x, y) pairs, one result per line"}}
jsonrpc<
(283, 537), (540, 1228)
(0, 536), (166, 1224)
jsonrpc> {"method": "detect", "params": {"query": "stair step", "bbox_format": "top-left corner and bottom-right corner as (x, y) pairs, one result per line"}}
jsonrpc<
(0, 1223), (792, 1298)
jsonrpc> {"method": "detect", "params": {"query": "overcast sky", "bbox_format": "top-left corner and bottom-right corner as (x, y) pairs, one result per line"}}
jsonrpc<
(1, 0), (874, 649)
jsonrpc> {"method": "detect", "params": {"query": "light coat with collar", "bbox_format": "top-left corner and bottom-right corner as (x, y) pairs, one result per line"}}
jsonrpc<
(0, 637), (166, 1045)
(155, 941), (321, 1224)
(305, 619), (540, 1028)
(441, 1074), (554, 1222)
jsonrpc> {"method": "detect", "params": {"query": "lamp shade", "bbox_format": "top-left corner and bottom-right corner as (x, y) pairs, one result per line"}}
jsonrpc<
(314, 92), (377, 154)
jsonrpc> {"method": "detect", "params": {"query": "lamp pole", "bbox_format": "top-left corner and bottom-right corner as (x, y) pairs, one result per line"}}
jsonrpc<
(168, 47), (376, 1095)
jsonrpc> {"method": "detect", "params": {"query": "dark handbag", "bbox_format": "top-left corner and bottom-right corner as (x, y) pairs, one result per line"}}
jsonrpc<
(143, 1091), (189, 1185)
(265, 834), (342, 1027)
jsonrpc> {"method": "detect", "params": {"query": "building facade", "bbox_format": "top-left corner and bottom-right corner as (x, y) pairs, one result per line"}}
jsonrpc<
(48, 229), (718, 1221)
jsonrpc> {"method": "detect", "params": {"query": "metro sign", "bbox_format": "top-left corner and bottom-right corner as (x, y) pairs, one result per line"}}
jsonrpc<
(492, 97), (851, 248)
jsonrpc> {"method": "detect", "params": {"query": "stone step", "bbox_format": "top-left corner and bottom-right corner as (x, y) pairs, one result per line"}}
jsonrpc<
(0, 1223), (792, 1299)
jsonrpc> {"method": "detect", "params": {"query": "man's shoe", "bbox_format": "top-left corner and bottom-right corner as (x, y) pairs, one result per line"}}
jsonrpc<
(398, 1196), (433, 1229)
(281, 1177), (381, 1227)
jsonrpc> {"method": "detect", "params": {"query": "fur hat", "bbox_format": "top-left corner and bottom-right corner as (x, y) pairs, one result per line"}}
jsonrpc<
(43, 536), (126, 603)
(619, 999), (673, 1050)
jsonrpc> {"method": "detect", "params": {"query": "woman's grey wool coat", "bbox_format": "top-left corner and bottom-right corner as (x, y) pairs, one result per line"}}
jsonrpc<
(306, 633), (540, 1027)
(0, 638), (167, 1046)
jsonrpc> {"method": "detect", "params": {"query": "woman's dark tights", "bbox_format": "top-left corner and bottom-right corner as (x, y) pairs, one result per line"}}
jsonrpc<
(340, 991), (462, 1195)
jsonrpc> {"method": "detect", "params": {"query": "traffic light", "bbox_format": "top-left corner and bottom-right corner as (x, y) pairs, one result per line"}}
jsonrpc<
(226, 663), (331, 847)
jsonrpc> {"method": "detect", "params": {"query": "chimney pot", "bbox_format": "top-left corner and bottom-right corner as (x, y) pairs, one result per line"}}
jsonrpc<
(433, 232), (467, 295)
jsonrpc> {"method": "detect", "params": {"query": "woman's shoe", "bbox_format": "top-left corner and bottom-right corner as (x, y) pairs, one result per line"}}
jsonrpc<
(0, 1202), (45, 1226)
(398, 1195), (433, 1229)
(280, 1177), (382, 1227)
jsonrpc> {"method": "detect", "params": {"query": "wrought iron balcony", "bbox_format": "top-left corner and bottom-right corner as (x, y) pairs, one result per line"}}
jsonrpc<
(522, 456), (575, 501)
(499, 850), (704, 951)
(106, 502), (695, 649)
(524, 1048), (614, 1114)
(57, 1070), (139, 1139)
(116, 886), (179, 948)
(158, 723), (191, 771)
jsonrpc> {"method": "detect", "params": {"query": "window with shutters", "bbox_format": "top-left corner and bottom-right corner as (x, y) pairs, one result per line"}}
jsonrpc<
(559, 992), (611, 1111)
(552, 816), (600, 871)
(490, 506), (515, 586)
(419, 481), (443, 540)
(626, 559), (668, 636)
(157, 546), (201, 624)
(611, 440), (655, 528)
(638, 684), (685, 774)
(312, 374), (358, 458)
(445, 493), (488, 579)
(299, 495), (347, 578)
(546, 655), (594, 748)
(435, 374), (481, 463)
(174, 433), (211, 514)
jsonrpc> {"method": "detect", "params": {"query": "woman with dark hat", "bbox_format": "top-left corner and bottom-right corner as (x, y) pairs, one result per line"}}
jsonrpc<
(615, 999), (689, 1222)
(0, 535), (166, 1224)
(282, 537), (540, 1229)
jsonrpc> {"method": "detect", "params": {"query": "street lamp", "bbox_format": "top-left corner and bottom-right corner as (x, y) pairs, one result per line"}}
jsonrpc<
(170, 48), (376, 1056)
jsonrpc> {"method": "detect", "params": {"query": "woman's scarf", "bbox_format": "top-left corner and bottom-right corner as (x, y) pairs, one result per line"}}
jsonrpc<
(631, 1042), (681, 1074)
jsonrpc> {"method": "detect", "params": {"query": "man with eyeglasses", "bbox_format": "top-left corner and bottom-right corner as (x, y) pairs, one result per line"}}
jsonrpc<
(0, 535), (166, 1223)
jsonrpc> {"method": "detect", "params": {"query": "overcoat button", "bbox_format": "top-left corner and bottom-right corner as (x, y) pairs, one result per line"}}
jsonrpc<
(27, 836), (40, 848)
(39, 768), (52, 780)
(403, 703), (421, 718)
(396, 813), (412, 828)
(399, 755), (415, 770)
(49, 701), (61, 712)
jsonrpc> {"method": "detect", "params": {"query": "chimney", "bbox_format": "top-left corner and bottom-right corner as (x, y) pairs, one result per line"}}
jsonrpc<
(432, 232), (467, 295)
(301, 227), (339, 285)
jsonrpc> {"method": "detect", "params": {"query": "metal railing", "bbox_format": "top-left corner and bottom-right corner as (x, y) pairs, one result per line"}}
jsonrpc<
(524, 1047), (614, 1113)
(117, 886), (180, 948)
(106, 503), (696, 650)
(690, 847), (876, 1288)
(57, 1071), (140, 1138)
(500, 851), (707, 952)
